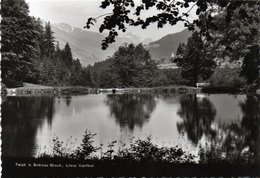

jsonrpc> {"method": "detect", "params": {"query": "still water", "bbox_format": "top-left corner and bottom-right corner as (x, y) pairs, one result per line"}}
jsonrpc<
(2, 93), (259, 158)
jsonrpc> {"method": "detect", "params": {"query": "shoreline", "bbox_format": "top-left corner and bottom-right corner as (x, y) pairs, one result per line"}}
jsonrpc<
(6, 86), (201, 96)
(4, 85), (259, 96)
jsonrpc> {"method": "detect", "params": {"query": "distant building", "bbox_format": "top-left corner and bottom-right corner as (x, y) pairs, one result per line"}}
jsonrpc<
(171, 52), (175, 58)
(214, 57), (242, 68)
(158, 63), (178, 69)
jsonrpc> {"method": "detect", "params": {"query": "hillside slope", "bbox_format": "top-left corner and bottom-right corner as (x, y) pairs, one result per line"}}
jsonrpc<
(146, 29), (192, 60)
(50, 22), (191, 66)
(51, 23), (144, 66)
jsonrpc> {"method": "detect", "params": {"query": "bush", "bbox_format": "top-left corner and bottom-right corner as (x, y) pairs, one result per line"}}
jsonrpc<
(209, 66), (246, 89)
(46, 131), (98, 159)
(41, 131), (195, 163)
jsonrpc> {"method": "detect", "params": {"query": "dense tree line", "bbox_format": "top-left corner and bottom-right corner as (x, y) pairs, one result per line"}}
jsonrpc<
(2, 0), (259, 89)
(89, 43), (189, 88)
(1, 0), (93, 87)
(89, 43), (159, 88)
(89, 58), (113, 87)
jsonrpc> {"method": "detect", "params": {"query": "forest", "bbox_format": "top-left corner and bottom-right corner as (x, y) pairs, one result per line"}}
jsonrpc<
(1, 0), (259, 90)
(1, 0), (92, 87)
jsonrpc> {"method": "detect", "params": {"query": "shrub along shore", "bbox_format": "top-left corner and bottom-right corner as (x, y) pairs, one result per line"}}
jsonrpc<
(2, 132), (260, 177)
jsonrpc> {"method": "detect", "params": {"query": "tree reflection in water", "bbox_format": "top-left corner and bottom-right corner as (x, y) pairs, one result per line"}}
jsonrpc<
(199, 95), (260, 165)
(239, 95), (260, 158)
(105, 94), (156, 131)
(1, 96), (55, 157)
(177, 94), (217, 145)
(65, 95), (72, 106)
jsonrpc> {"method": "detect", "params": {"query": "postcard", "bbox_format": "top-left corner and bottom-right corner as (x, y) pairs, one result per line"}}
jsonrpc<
(1, 0), (260, 177)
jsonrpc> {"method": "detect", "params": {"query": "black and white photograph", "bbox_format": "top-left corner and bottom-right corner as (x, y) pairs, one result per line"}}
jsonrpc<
(1, 0), (260, 177)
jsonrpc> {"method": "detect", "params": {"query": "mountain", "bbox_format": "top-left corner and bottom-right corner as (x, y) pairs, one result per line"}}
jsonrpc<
(121, 32), (143, 44)
(50, 22), (191, 66)
(51, 23), (144, 66)
(51, 23), (115, 66)
(145, 29), (192, 60)
(142, 38), (153, 45)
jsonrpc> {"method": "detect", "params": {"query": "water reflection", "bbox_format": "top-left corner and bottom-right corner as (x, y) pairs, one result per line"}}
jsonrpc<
(159, 93), (180, 104)
(177, 94), (217, 145)
(239, 95), (260, 152)
(194, 95), (260, 164)
(222, 95), (260, 163)
(65, 95), (72, 106)
(1, 96), (55, 157)
(2, 93), (259, 163)
(105, 94), (156, 131)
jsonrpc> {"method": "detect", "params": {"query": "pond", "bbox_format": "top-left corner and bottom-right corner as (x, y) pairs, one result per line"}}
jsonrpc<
(1, 93), (260, 161)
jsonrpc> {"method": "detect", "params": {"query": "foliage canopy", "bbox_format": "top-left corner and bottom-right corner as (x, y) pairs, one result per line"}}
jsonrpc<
(85, 0), (260, 50)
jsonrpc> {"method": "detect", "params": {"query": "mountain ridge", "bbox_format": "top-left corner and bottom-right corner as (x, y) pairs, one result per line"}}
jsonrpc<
(50, 22), (192, 66)
(145, 29), (192, 60)
(51, 22), (148, 66)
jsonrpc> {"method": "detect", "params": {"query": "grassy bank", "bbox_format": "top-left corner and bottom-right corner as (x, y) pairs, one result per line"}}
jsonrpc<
(6, 85), (97, 96)
(6, 85), (201, 96)
(3, 82), (259, 96)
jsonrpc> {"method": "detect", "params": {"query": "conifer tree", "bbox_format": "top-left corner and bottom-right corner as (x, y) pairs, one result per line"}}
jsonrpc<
(70, 59), (82, 85)
(241, 45), (259, 84)
(175, 31), (216, 86)
(42, 22), (55, 57)
(33, 18), (45, 58)
(1, 0), (39, 81)
(56, 41), (61, 53)
(62, 43), (73, 67)
(81, 67), (93, 87)
(53, 41), (61, 58)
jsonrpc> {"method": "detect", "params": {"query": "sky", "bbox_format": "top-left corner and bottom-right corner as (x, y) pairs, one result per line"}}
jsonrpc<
(26, 0), (197, 41)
